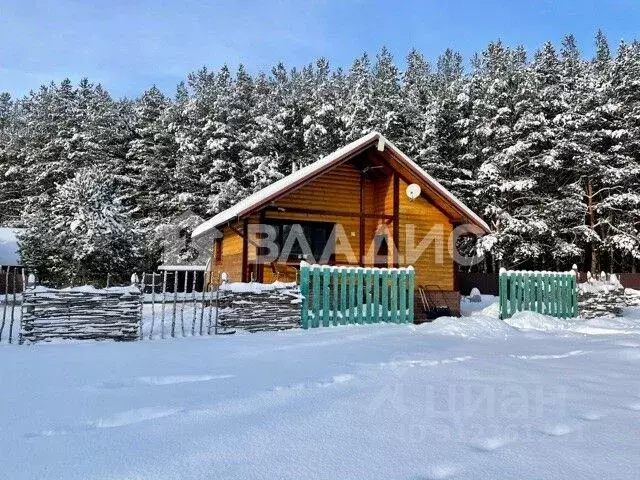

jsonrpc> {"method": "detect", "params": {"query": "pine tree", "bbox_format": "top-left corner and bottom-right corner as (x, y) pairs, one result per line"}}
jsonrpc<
(127, 85), (178, 224)
(343, 53), (373, 141)
(370, 47), (403, 139)
(19, 167), (140, 285)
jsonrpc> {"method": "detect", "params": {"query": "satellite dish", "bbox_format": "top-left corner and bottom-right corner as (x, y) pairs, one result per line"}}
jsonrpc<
(406, 183), (421, 201)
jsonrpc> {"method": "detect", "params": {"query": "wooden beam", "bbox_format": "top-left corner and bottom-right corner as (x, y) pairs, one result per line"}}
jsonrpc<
(257, 210), (265, 283)
(264, 206), (393, 220)
(383, 149), (463, 222)
(359, 172), (365, 266)
(241, 218), (249, 283)
(393, 173), (400, 268)
(228, 223), (262, 250)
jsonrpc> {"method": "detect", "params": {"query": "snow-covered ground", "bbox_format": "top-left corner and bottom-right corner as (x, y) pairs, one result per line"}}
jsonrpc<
(2, 301), (640, 479)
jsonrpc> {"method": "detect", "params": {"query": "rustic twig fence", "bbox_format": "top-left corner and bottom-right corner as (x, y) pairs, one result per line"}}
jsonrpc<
(299, 263), (415, 328)
(499, 269), (578, 320)
(21, 285), (142, 343)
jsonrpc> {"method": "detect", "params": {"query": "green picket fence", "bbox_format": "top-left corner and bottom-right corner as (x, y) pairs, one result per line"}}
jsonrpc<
(299, 263), (415, 329)
(499, 270), (578, 320)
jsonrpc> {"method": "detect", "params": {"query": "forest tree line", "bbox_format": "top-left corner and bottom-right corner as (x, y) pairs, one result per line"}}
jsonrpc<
(1, 31), (639, 283)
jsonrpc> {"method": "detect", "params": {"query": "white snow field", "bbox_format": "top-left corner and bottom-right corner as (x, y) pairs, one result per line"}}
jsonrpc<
(2, 303), (640, 479)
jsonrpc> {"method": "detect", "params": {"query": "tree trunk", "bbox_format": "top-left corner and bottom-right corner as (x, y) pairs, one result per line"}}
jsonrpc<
(587, 180), (599, 275)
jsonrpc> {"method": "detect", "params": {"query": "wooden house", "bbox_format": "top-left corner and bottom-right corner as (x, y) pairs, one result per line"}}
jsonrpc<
(192, 132), (490, 312)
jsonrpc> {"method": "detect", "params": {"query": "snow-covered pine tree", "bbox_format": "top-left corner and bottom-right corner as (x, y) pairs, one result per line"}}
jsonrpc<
(343, 53), (374, 141)
(302, 58), (346, 162)
(126, 85), (179, 225)
(206, 65), (256, 213)
(397, 49), (433, 157)
(19, 167), (140, 285)
(418, 49), (475, 202)
(597, 40), (640, 270)
(0, 92), (22, 225)
(469, 42), (536, 269)
(369, 47), (403, 139)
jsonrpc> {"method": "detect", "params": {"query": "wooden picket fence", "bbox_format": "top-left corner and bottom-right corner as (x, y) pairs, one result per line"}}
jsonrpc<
(499, 269), (578, 320)
(299, 263), (415, 328)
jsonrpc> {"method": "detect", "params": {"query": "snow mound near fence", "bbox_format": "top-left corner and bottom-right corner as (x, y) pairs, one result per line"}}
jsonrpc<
(428, 314), (514, 338)
(505, 309), (640, 335)
(449, 295), (640, 338)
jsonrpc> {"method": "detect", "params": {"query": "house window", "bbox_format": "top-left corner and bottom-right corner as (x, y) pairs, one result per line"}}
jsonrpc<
(265, 221), (335, 263)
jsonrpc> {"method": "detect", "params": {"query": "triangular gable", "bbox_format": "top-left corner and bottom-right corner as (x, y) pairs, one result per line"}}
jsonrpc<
(192, 132), (490, 237)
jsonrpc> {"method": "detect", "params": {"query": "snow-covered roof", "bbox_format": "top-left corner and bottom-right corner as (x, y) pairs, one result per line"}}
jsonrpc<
(158, 265), (208, 272)
(0, 228), (22, 266)
(192, 132), (490, 238)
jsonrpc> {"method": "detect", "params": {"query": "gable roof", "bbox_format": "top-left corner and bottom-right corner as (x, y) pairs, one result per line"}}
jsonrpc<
(192, 132), (490, 238)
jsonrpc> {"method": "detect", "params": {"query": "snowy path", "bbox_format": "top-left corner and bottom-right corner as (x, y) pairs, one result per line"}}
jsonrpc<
(1, 310), (640, 479)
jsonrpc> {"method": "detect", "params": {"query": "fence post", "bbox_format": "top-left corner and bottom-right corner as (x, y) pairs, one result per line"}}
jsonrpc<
(139, 273), (145, 339)
(365, 269), (373, 323)
(340, 268), (347, 325)
(509, 272), (517, 319)
(299, 263), (309, 329)
(0, 268), (8, 342)
(372, 268), (380, 323)
(149, 272), (156, 340)
(407, 267), (415, 323)
(523, 272), (530, 312)
(311, 266), (321, 328)
(160, 270), (167, 339)
(180, 271), (187, 336)
(534, 272), (542, 313)
(573, 274), (579, 317)
(348, 267), (356, 324)
(498, 268), (506, 319)
(390, 269), (398, 323)
(398, 269), (407, 323)
(332, 267), (340, 326)
(381, 270), (389, 322)
(171, 270), (178, 337)
(355, 267), (363, 324)
(18, 267), (26, 345)
(322, 267), (330, 327)
(560, 274), (567, 318)
(9, 268), (17, 344)
(191, 271), (198, 335)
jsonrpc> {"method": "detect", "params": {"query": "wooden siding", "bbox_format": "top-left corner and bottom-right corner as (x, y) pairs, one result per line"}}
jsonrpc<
(210, 221), (243, 283)
(398, 178), (453, 290)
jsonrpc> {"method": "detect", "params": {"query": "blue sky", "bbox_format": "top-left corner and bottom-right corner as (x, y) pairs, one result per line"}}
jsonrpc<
(1, 0), (639, 99)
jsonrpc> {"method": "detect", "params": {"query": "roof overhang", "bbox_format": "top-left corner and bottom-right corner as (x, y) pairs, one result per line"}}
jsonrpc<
(192, 132), (490, 238)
